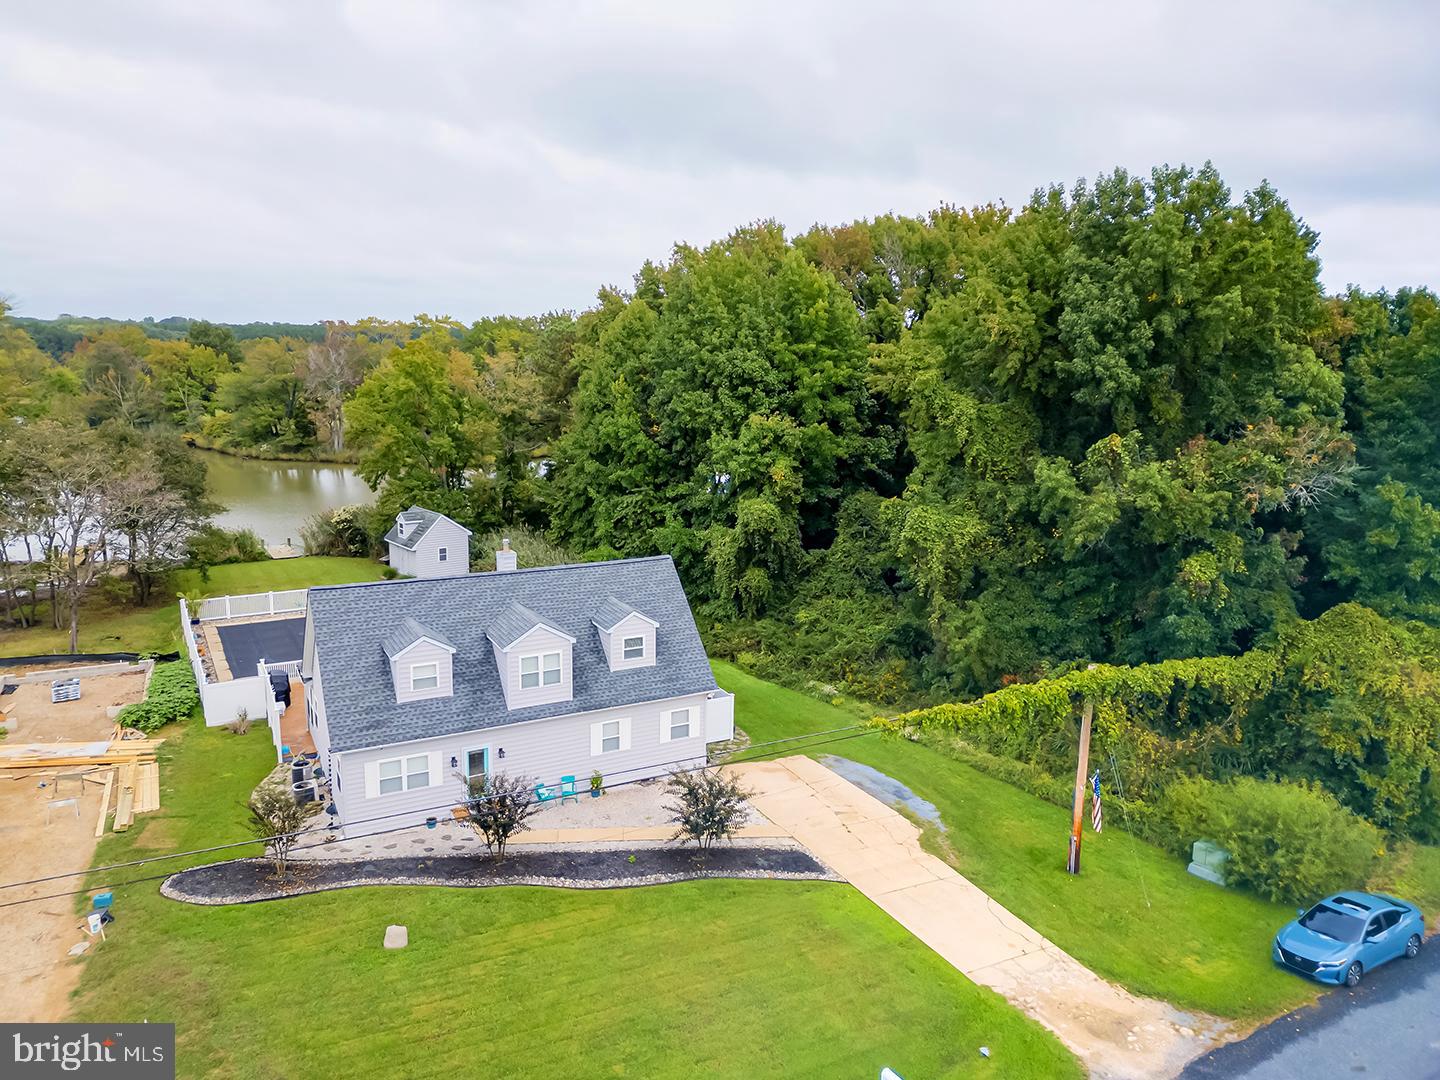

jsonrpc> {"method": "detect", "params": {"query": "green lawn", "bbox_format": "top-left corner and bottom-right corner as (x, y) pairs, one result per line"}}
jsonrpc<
(68, 711), (1079, 1079)
(0, 557), (386, 658)
(714, 661), (1322, 1021)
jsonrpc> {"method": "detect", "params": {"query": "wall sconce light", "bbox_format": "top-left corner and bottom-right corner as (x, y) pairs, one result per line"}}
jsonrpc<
(498, 748), (506, 759)
(449, 756), (458, 769)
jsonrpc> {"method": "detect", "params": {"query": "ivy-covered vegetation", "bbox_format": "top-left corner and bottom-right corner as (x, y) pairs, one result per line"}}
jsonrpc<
(893, 604), (1440, 840)
(117, 661), (200, 734)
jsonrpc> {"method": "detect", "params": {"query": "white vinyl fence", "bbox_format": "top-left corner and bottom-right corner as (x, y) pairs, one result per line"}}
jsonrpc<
(180, 595), (305, 731)
(196, 590), (306, 622)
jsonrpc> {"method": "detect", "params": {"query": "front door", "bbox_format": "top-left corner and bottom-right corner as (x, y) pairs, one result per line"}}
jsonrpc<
(464, 747), (490, 786)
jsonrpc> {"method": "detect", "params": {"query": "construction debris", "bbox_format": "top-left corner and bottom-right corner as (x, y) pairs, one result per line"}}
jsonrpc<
(0, 737), (163, 836)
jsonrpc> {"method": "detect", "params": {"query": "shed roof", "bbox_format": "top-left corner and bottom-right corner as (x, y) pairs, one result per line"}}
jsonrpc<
(382, 505), (472, 552)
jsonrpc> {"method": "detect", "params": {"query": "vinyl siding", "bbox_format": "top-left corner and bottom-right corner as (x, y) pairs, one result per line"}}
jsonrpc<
(390, 639), (454, 703)
(602, 612), (657, 672)
(332, 691), (715, 836)
(406, 519), (471, 578)
(500, 626), (573, 710)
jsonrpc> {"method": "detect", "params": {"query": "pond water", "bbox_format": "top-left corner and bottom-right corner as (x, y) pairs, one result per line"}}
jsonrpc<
(201, 450), (373, 548)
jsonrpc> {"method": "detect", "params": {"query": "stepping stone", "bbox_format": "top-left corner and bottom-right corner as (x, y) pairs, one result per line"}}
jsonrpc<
(383, 925), (408, 949)
(383, 843), (398, 850)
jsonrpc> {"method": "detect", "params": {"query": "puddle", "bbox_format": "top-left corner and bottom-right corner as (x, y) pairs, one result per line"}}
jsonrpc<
(818, 756), (942, 825)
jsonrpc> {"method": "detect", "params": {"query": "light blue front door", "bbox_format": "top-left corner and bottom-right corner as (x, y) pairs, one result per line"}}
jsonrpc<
(464, 747), (490, 783)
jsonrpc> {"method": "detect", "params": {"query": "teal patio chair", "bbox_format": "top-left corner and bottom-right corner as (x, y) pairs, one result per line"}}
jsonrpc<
(535, 781), (559, 803)
(560, 775), (579, 804)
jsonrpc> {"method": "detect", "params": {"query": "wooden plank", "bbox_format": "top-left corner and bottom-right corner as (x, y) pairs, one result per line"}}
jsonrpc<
(134, 762), (160, 814)
(113, 762), (137, 831)
(94, 768), (115, 837)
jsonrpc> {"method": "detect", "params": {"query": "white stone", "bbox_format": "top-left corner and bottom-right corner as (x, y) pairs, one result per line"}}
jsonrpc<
(383, 924), (408, 949)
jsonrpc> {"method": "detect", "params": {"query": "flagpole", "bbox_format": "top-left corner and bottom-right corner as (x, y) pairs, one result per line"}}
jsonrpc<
(1066, 696), (1094, 874)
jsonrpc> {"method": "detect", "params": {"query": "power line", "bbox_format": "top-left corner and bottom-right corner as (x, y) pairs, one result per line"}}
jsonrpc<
(0, 721), (877, 897)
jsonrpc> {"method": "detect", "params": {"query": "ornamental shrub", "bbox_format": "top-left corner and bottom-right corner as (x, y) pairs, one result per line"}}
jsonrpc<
(118, 661), (200, 734)
(1162, 776), (1383, 904)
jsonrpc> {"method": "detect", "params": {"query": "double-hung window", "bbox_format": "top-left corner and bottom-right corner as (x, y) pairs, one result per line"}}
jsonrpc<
(520, 651), (562, 689)
(668, 708), (691, 740)
(599, 720), (622, 753)
(591, 716), (630, 755)
(622, 636), (645, 661)
(411, 662), (439, 692)
(377, 754), (430, 795)
(438, 546), (448, 563)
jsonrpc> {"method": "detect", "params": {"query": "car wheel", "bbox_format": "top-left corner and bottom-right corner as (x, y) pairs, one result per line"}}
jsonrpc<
(1405, 934), (1422, 959)
(1345, 962), (1363, 987)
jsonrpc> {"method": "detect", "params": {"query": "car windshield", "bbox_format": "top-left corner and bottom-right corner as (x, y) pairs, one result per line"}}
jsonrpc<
(1298, 904), (1366, 942)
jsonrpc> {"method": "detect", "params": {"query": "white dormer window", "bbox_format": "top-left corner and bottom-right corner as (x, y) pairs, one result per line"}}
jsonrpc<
(438, 547), (448, 563)
(520, 651), (562, 689)
(410, 662), (439, 692)
(623, 636), (645, 661)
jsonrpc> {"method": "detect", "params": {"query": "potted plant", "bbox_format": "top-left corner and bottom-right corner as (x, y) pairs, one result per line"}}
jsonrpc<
(590, 770), (604, 798)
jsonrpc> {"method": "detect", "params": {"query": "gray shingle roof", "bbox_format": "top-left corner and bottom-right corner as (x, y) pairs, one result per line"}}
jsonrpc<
(309, 556), (718, 753)
(381, 616), (453, 658)
(382, 505), (471, 551)
(592, 595), (654, 631)
(486, 602), (573, 650)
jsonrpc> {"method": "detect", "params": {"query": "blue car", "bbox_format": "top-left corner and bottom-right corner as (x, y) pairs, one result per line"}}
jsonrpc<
(1273, 891), (1425, 987)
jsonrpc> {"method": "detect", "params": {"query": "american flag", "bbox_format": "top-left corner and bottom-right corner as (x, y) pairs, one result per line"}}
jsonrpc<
(1090, 770), (1103, 832)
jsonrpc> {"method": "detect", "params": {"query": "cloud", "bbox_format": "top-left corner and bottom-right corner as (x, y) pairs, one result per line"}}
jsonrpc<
(0, 0), (1435, 322)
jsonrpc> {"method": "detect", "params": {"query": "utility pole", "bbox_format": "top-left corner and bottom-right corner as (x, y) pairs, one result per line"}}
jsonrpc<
(1066, 696), (1094, 875)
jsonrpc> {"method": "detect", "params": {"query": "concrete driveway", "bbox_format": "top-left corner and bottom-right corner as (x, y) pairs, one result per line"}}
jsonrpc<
(728, 755), (1228, 1080)
(1180, 940), (1440, 1079)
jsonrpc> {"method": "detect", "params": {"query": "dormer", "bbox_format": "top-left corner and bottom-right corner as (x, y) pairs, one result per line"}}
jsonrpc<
(381, 616), (455, 703)
(486, 602), (575, 710)
(592, 596), (658, 672)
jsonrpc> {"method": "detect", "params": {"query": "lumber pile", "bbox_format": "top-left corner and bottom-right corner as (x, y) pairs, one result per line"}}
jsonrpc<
(0, 738), (163, 771)
(1, 738), (165, 835)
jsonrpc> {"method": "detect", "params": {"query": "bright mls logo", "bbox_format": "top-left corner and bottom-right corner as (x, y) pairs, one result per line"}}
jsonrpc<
(2, 1024), (174, 1078)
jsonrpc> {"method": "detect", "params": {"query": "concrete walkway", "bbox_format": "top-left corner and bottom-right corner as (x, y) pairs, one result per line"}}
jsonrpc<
(728, 755), (1229, 1080)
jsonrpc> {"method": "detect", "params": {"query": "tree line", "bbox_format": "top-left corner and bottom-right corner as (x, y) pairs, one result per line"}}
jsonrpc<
(3, 162), (1438, 703)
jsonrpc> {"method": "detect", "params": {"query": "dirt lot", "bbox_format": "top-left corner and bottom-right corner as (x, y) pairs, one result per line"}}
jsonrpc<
(0, 669), (147, 1022)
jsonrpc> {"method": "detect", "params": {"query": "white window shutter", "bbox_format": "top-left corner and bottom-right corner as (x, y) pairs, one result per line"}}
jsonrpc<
(427, 751), (442, 786)
(619, 717), (632, 752)
(364, 760), (379, 799)
(590, 721), (604, 756)
(657, 710), (670, 744)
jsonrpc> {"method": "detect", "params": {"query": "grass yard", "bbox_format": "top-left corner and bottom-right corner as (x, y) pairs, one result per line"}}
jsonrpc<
(0, 557), (386, 658)
(714, 661), (1322, 1021)
(68, 712), (1080, 1079)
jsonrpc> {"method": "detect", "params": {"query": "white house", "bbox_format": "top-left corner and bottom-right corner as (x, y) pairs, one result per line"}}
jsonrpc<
(300, 541), (735, 836)
(383, 505), (472, 578)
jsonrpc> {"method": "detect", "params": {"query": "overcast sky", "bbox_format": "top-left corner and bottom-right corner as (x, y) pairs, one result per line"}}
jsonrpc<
(2, 1), (1436, 324)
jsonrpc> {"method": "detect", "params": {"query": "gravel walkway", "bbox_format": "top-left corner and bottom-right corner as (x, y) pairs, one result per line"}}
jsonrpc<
(162, 845), (840, 905)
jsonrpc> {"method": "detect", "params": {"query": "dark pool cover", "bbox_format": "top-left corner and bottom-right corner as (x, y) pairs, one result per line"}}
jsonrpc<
(215, 617), (306, 675)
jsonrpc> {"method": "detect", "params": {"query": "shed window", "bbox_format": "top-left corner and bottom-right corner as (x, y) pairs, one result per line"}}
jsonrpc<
(438, 546), (448, 563)
(378, 754), (430, 795)
(411, 662), (439, 691)
(622, 636), (645, 660)
(520, 651), (562, 689)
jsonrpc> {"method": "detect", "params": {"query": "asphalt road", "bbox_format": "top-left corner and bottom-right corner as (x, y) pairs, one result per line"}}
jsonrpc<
(1181, 939), (1440, 1079)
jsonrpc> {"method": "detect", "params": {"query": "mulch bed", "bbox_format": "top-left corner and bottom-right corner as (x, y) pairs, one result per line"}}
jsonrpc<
(161, 845), (840, 905)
